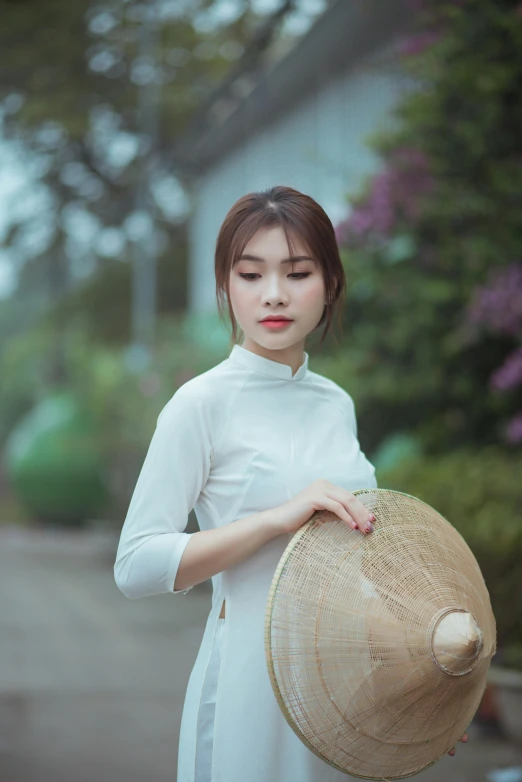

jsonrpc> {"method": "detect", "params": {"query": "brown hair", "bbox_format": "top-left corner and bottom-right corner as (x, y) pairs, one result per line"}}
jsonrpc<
(215, 185), (346, 349)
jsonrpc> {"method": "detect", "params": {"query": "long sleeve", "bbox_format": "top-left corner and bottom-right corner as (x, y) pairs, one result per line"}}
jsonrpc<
(114, 383), (213, 600)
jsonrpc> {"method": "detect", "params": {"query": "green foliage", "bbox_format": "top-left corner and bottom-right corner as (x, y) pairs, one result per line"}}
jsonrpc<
(371, 432), (424, 473)
(378, 447), (522, 658)
(47, 226), (189, 345)
(0, 0), (260, 141)
(0, 0), (96, 139)
(0, 325), (53, 445)
(334, 0), (522, 453)
(0, 315), (224, 523)
(329, 3), (522, 664)
(65, 318), (223, 523)
(4, 391), (108, 525)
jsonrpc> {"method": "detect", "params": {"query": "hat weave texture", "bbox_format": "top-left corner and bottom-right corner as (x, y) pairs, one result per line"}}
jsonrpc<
(264, 489), (496, 780)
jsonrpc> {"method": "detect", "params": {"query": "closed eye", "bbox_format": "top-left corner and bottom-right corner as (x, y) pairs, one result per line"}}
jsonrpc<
(239, 273), (310, 281)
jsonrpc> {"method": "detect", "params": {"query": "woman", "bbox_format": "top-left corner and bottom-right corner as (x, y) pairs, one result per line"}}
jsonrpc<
(114, 185), (467, 781)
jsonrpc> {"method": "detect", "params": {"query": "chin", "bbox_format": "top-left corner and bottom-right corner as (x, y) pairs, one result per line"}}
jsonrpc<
(256, 330), (306, 350)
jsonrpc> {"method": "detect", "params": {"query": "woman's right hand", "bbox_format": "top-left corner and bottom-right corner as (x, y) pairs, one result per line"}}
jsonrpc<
(273, 479), (375, 536)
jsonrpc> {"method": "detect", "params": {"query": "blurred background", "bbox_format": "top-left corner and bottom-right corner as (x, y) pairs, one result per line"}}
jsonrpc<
(0, 0), (521, 780)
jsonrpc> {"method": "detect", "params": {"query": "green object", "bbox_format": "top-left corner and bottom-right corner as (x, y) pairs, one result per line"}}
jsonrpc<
(182, 310), (232, 354)
(372, 432), (423, 473)
(4, 392), (108, 525)
(382, 234), (416, 264)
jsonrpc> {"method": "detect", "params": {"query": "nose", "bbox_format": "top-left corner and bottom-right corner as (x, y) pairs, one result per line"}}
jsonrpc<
(262, 273), (290, 305)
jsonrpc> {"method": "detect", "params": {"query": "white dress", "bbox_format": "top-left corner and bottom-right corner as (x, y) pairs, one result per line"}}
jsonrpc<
(114, 343), (378, 782)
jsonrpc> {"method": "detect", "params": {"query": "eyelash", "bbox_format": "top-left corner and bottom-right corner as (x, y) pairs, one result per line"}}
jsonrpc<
(239, 273), (310, 281)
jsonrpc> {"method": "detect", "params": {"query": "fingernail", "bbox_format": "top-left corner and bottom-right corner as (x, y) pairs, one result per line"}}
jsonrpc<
(365, 525), (371, 534)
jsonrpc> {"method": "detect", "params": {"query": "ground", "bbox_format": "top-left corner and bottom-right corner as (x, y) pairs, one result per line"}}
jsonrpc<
(0, 526), (521, 782)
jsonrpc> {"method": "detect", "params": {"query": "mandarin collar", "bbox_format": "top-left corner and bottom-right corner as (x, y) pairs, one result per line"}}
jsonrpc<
(229, 344), (309, 381)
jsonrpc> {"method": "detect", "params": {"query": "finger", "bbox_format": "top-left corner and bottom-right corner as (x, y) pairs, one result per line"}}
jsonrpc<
(326, 488), (372, 534)
(460, 733), (468, 743)
(344, 494), (375, 534)
(323, 498), (358, 530)
(448, 747), (456, 757)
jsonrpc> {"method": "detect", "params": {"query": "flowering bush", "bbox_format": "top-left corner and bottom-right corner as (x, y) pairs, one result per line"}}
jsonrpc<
(463, 263), (522, 441)
(465, 263), (522, 340)
(335, 148), (434, 247)
(335, 0), (522, 452)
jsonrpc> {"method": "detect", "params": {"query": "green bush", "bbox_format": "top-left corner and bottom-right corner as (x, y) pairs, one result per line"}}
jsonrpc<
(0, 316), (224, 527)
(334, 0), (522, 453)
(62, 317), (224, 524)
(378, 446), (522, 664)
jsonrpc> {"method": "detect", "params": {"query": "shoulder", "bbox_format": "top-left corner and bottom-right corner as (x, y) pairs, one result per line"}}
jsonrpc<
(305, 369), (355, 417)
(156, 359), (239, 431)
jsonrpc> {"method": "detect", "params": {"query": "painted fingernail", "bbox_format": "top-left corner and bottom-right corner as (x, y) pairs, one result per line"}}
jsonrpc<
(365, 525), (371, 533)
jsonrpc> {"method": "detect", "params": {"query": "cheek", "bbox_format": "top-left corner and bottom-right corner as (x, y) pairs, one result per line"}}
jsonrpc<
(299, 279), (325, 310)
(228, 276), (241, 300)
(228, 277), (251, 313)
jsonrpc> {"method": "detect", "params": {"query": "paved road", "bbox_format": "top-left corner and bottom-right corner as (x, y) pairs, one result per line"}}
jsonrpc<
(0, 526), (211, 782)
(1, 526), (521, 782)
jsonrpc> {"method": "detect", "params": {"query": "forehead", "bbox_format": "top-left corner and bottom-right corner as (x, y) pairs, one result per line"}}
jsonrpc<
(242, 225), (310, 257)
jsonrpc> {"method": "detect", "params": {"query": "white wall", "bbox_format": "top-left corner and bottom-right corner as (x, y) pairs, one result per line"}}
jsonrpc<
(187, 42), (415, 331)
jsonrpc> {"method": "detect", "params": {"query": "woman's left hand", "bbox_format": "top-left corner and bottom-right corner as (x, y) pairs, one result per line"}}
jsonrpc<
(448, 732), (468, 756)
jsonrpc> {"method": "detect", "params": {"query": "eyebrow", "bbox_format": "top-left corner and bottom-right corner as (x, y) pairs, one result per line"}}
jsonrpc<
(238, 254), (315, 264)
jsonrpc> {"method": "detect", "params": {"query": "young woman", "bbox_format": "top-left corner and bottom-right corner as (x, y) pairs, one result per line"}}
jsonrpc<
(114, 185), (466, 781)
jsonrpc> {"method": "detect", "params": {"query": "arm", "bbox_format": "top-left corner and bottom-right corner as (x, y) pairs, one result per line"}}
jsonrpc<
(114, 383), (284, 599)
(173, 507), (281, 592)
(114, 384), (213, 599)
(174, 389), (379, 592)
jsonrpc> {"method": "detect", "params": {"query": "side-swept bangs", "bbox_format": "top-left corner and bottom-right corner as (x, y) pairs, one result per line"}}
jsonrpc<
(215, 185), (346, 347)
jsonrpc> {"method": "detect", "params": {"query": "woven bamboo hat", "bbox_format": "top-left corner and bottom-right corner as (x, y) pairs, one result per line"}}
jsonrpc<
(265, 489), (496, 780)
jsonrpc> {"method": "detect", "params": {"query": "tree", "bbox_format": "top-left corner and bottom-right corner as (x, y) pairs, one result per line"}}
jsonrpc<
(0, 0), (304, 345)
(335, 0), (522, 451)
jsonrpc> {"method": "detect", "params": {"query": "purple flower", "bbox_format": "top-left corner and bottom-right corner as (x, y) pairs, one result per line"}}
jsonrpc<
(505, 413), (522, 444)
(398, 31), (443, 58)
(490, 347), (522, 392)
(336, 147), (434, 246)
(465, 263), (522, 339)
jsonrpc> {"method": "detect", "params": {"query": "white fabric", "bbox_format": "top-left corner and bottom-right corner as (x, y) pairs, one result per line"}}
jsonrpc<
(114, 343), (378, 782)
(194, 618), (225, 781)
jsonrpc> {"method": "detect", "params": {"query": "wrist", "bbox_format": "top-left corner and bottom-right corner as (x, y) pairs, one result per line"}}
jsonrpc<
(261, 505), (287, 538)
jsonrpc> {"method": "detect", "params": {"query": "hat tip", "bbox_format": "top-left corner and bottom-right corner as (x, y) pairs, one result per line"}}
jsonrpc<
(431, 610), (483, 675)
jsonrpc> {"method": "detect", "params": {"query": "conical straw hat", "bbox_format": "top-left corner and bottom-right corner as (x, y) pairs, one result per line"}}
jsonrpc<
(264, 489), (496, 780)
